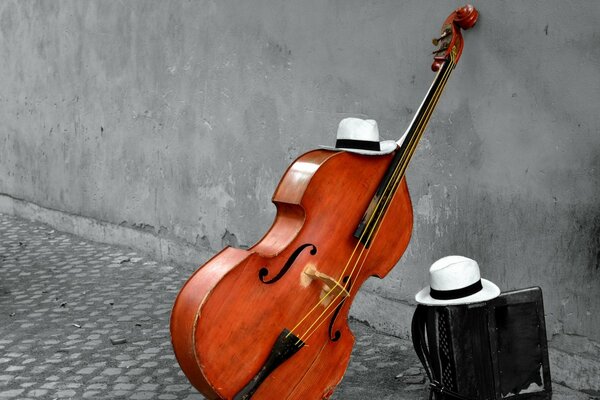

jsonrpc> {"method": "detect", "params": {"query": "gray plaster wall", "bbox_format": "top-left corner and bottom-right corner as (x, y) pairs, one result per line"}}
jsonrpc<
(1, 0), (599, 390)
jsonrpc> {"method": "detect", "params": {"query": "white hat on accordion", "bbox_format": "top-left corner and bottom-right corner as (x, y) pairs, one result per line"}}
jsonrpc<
(415, 255), (500, 306)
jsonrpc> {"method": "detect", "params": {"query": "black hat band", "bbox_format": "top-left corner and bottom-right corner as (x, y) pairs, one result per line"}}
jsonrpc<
(336, 139), (381, 151)
(429, 280), (483, 300)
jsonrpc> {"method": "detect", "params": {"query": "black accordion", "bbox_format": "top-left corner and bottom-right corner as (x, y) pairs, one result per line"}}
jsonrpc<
(411, 287), (552, 399)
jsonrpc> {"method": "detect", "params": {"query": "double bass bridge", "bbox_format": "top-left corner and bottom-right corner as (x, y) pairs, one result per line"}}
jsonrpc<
(303, 265), (349, 305)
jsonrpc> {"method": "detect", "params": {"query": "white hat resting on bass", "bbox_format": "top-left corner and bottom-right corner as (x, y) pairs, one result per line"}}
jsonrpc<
(320, 117), (398, 155)
(415, 255), (501, 306)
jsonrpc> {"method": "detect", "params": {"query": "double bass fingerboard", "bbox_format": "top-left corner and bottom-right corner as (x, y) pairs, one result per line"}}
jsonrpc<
(354, 56), (456, 247)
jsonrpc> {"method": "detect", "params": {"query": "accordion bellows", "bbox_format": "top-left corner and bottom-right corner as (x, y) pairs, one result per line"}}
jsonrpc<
(412, 287), (552, 399)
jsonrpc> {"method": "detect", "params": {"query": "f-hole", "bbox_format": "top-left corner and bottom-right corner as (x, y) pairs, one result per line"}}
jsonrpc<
(259, 243), (317, 284)
(329, 276), (352, 342)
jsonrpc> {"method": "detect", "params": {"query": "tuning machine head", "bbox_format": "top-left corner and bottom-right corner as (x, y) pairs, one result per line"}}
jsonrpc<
(432, 26), (452, 47)
(431, 4), (479, 71)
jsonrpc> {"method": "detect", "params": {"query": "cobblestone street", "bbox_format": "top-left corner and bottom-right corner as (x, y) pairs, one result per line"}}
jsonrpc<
(0, 214), (430, 399)
(0, 213), (593, 399)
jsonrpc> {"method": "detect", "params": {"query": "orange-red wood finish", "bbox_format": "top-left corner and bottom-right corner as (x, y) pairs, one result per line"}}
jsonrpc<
(171, 149), (413, 399)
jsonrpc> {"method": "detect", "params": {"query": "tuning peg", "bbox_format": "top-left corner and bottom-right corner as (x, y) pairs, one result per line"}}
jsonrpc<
(432, 27), (452, 46)
(432, 45), (449, 55)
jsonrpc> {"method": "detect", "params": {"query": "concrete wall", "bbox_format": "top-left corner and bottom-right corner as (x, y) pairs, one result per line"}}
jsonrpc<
(1, 0), (599, 391)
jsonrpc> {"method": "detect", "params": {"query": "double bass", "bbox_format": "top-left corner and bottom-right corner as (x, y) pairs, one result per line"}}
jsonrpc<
(171, 5), (479, 399)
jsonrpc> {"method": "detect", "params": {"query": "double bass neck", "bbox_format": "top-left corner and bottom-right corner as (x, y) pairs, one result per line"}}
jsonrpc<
(355, 5), (478, 246)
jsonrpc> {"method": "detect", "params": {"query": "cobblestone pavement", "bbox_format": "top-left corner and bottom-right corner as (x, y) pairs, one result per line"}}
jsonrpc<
(0, 213), (428, 399)
(0, 213), (592, 399)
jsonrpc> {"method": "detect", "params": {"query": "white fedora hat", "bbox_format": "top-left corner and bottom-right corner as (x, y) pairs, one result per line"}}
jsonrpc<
(415, 255), (500, 306)
(320, 117), (397, 155)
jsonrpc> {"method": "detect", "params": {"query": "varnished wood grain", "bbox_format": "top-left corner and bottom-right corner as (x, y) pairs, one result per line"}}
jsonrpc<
(171, 149), (413, 399)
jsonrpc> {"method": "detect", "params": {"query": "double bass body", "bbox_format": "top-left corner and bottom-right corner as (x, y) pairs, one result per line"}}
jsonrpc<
(170, 148), (413, 399)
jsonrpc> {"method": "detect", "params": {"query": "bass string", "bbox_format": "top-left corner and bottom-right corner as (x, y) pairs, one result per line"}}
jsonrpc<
(332, 55), (457, 289)
(286, 131), (418, 341)
(290, 57), (455, 343)
(342, 56), (457, 293)
(336, 57), (457, 299)
(293, 58), (455, 344)
(330, 58), (454, 288)
(298, 58), (456, 343)
(283, 99), (431, 340)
